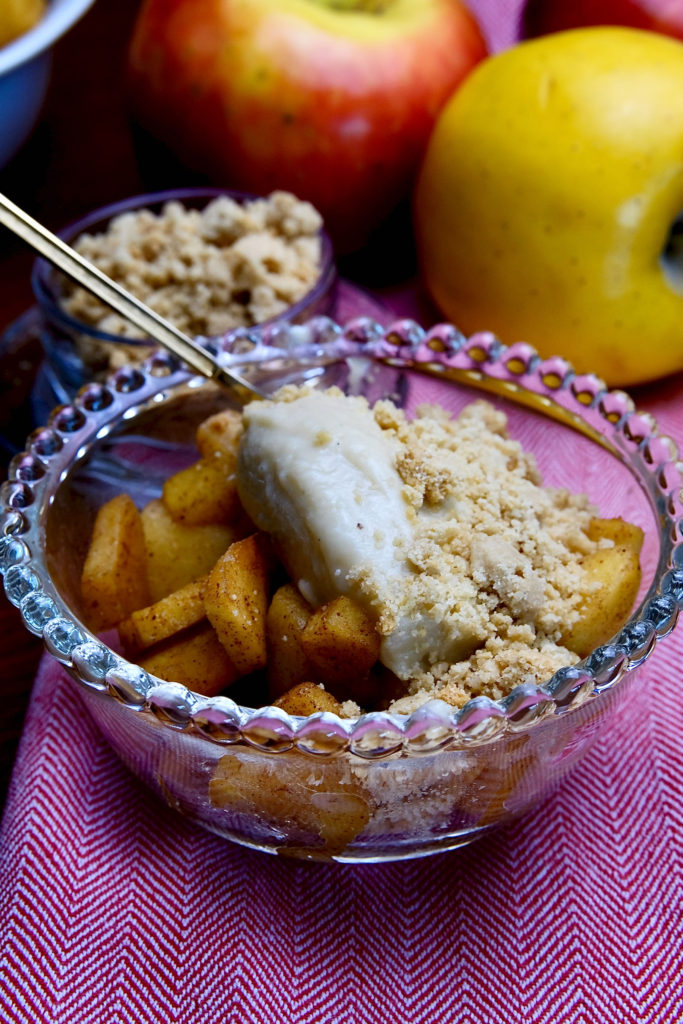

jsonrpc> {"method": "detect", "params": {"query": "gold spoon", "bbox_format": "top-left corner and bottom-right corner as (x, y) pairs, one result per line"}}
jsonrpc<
(0, 191), (263, 405)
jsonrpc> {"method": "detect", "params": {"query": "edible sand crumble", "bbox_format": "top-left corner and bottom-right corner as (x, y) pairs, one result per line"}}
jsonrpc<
(368, 398), (599, 712)
(238, 386), (607, 715)
(61, 191), (323, 370)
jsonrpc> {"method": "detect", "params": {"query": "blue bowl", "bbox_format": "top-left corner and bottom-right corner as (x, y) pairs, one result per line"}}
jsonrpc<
(0, 0), (96, 169)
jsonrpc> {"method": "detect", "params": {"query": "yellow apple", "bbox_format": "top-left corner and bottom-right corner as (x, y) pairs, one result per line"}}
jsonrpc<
(414, 27), (683, 387)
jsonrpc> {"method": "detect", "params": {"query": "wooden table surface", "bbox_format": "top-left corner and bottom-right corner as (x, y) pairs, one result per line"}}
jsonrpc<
(0, 0), (421, 808)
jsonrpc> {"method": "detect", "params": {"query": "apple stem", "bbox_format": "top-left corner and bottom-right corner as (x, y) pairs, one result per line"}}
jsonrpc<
(310, 0), (390, 13)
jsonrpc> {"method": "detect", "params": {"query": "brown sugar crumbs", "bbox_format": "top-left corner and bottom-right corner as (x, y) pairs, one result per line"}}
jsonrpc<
(237, 385), (641, 719)
(363, 398), (603, 714)
(60, 191), (323, 371)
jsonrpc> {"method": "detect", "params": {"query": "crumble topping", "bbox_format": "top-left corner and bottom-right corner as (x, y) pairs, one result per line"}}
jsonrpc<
(237, 387), (604, 712)
(59, 191), (323, 370)
(365, 398), (598, 711)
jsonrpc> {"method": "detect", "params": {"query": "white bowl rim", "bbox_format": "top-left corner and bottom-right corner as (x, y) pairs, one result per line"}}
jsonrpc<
(0, 0), (96, 76)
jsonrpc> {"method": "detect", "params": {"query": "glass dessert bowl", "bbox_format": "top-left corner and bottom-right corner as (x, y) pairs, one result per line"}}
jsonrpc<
(2, 316), (683, 863)
(31, 187), (337, 403)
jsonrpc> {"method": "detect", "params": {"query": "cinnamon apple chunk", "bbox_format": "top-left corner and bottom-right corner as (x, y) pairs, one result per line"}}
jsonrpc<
(162, 454), (243, 527)
(118, 576), (208, 654)
(141, 499), (235, 601)
(81, 494), (150, 630)
(195, 409), (243, 461)
(561, 518), (644, 658)
(139, 622), (238, 696)
(300, 595), (381, 705)
(204, 534), (271, 676)
(266, 583), (314, 700)
(273, 681), (345, 717)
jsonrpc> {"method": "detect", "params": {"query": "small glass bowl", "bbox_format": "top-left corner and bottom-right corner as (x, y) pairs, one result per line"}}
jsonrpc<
(31, 188), (337, 402)
(2, 316), (683, 862)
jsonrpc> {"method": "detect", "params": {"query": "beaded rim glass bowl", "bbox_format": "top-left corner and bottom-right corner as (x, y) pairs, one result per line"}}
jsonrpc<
(2, 316), (683, 860)
(30, 187), (337, 402)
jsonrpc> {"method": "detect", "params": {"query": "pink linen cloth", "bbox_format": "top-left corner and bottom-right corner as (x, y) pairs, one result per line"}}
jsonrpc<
(3, 283), (683, 1024)
(4, 3), (683, 1022)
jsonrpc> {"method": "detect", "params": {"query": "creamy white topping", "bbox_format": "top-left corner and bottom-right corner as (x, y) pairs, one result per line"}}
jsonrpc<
(237, 389), (413, 616)
(236, 387), (596, 691)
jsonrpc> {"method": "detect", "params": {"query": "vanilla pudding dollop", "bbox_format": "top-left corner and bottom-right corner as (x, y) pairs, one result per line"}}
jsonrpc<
(236, 386), (413, 610)
(237, 386), (600, 711)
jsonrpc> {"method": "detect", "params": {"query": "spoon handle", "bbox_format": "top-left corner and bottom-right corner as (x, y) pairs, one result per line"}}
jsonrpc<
(0, 191), (261, 403)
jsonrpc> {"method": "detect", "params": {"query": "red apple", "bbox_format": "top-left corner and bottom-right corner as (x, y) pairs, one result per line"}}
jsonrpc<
(127, 0), (487, 251)
(522, 0), (683, 41)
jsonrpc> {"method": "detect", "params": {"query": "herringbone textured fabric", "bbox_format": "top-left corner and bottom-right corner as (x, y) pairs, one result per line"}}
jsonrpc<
(3, 274), (683, 1022)
(4, 5), (683, 1021)
(2, 617), (683, 1024)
